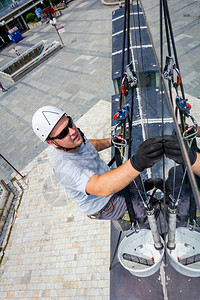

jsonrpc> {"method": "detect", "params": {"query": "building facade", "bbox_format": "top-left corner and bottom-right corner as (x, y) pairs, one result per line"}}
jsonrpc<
(0, 0), (44, 44)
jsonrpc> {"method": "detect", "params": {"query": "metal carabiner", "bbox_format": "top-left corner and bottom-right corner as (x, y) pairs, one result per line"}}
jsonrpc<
(125, 62), (138, 88)
(163, 56), (174, 80)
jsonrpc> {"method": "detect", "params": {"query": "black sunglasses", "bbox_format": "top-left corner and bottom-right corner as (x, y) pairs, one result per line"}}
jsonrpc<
(48, 116), (74, 140)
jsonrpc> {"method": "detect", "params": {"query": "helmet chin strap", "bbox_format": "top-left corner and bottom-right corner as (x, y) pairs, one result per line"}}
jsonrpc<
(55, 128), (85, 152)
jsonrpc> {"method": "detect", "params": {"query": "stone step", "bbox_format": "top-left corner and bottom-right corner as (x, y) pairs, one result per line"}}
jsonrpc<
(0, 180), (14, 234)
(0, 179), (23, 252)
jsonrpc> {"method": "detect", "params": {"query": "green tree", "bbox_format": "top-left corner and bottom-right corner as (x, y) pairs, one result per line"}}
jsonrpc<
(26, 13), (36, 23)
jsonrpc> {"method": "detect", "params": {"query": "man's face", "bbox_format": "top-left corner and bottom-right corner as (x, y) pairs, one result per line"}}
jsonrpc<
(48, 115), (83, 152)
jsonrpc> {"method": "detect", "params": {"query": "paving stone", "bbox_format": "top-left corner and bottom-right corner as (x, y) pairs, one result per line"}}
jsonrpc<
(0, 0), (114, 181)
(0, 98), (111, 299)
(141, 0), (200, 98)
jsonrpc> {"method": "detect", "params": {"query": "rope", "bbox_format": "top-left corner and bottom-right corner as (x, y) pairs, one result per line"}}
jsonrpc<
(119, 1), (127, 111)
(112, 0), (147, 226)
(160, 0), (200, 210)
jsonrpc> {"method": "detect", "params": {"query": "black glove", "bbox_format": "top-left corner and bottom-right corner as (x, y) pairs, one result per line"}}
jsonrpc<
(130, 136), (164, 172)
(164, 135), (197, 165)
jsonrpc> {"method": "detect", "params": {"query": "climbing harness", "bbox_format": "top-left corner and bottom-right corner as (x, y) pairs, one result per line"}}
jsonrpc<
(121, 62), (138, 96)
(112, 104), (130, 162)
(88, 200), (113, 219)
(175, 98), (198, 141)
(163, 55), (199, 141)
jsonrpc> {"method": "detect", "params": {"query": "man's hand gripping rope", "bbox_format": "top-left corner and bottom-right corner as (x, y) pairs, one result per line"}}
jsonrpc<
(163, 134), (197, 166)
(130, 136), (164, 172)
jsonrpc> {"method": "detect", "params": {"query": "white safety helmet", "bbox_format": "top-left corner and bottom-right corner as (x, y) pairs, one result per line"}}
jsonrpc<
(32, 106), (66, 142)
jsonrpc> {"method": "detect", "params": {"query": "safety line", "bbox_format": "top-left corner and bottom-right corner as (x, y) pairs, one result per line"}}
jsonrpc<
(161, 0), (200, 209)
(129, 8), (151, 178)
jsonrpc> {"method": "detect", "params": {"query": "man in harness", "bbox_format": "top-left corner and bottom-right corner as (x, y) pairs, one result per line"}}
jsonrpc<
(32, 106), (198, 226)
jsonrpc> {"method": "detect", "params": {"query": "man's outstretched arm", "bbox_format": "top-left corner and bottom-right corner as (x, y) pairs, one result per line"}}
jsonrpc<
(89, 138), (112, 152)
(86, 159), (140, 197)
(192, 152), (200, 176)
(164, 135), (200, 177)
(196, 126), (200, 138)
(86, 136), (164, 197)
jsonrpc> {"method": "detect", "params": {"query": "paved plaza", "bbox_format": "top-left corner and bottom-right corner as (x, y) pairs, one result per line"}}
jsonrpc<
(0, 0), (115, 182)
(142, 0), (200, 99)
(0, 0), (200, 299)
(0, 100), (112, 299)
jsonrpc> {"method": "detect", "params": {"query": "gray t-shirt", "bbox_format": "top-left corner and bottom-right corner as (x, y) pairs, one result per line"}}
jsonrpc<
(53, 138), (113, 215)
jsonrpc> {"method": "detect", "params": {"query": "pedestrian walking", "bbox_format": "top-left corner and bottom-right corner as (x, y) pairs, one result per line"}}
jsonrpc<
(13, 47), (21, 56)
(0, 82), (7, 92)
(0, 36), (5, 44)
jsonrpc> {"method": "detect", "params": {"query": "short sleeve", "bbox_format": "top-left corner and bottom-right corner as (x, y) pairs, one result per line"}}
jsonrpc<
(55, 162), (95, 194)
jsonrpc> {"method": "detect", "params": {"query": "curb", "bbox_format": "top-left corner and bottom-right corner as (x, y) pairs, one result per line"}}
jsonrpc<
(101, 0), (125, 6)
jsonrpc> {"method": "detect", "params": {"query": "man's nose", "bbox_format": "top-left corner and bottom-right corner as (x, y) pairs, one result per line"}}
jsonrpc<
(69, 126), (76, 135)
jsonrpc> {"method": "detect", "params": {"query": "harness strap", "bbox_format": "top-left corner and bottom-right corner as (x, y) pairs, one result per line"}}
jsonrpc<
(88, 200), (113, 219)
(108, 156), (116, 168)
(114, 147), (137, 226)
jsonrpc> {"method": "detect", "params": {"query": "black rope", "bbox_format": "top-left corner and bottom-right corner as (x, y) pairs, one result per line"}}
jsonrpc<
(160, 0), (167, 265)
(163, 0), (185, 99)
(126, 0), (134, 159)
(129, 2), (154, 200)
(160, 0), (200, 210)
(127, 0), (130, 65)
(128, 88), (134, 159)
(135, 0), (150, 140)
(115, 148), (137, 225)
(127, 3), (142, 160)
(119, 1), (127, 111)
(162, 0), (186, 148)
(162, 0), (185, 132)
(128, 4), (139, 160)
(136, 0), (145, 78)
(113, 1), (137, 225)
(163, 0), (171, 57)
(131, 3), (139, 70)
(162, 0), (174, 111)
